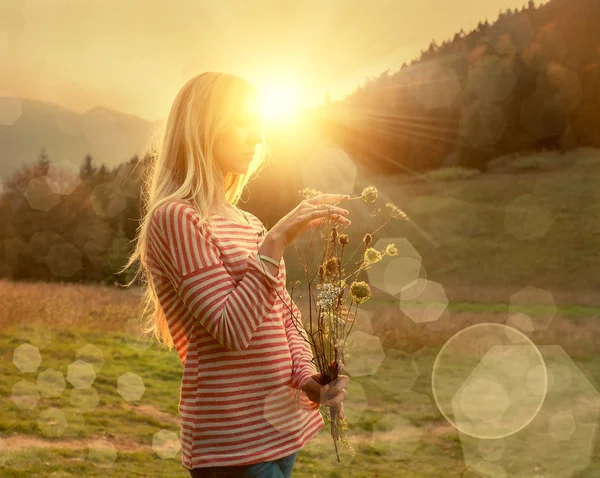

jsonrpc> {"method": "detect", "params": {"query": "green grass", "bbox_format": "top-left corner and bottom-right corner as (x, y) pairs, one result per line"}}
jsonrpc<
(3, 324), (600, 477)
(1, 328), (182, 437)
(0, 448), (188, 478)
(367, 297), (600, 319)
(422, 167), (481, 182)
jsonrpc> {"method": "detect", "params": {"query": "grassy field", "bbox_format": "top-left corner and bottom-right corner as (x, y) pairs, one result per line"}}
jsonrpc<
(2, 151), (600, 477)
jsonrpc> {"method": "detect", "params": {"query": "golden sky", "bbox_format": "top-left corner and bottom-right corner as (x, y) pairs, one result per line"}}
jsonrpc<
(0, 0), (540, 122)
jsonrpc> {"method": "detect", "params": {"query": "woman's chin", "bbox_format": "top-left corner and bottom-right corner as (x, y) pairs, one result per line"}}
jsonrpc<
(231, 164), (251, 175)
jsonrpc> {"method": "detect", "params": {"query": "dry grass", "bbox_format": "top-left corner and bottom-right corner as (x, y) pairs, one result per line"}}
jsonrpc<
(0, 279), (143, 333)
(292, 299), (600, 360)
(3, 277), (599, 360)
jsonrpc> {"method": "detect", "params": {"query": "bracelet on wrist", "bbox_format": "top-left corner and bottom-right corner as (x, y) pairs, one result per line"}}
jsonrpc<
(257, 254), (280, 268)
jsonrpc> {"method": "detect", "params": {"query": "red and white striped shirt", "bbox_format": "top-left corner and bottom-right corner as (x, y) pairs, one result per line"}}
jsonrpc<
(146, 200), (325, 470)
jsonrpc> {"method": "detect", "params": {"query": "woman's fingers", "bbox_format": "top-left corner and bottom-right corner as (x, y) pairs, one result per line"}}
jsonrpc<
(309, 206), (351, 225)
(281, 193), (351, 246)
(302, 375), (350, 408)
(306, 193), (350, 205)
(312, 216), (351, 228)
(304, 203), (349, 216)
(302, 378), (333, 405)
(323, 389), (347, 407)
(323, 375), (350, 406)
(327, 376), (350, 396)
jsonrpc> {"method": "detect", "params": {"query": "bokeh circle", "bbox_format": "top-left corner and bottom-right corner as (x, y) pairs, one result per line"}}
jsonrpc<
(432, 323), (547, 439)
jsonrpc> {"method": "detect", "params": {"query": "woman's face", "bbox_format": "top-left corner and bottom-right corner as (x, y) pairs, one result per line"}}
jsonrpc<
(214, 95), (263, 176)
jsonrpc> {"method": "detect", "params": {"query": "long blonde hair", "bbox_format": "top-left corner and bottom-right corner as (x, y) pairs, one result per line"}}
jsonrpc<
(119, 72), (272, 351)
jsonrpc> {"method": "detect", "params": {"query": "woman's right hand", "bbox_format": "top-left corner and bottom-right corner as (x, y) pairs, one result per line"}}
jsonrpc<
(301, 373), (349, 414)
(271, 193), (352, 246)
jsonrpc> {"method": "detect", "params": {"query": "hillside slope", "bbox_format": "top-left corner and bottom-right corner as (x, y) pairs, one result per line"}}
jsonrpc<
(284, 149), (600, 308)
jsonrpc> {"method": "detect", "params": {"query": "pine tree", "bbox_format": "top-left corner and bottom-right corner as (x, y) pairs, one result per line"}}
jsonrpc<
(35, 147), (50, 175)
(106, 220), (133, 285)
(80, 154), (97, 183)
(95, 164), (109, 185)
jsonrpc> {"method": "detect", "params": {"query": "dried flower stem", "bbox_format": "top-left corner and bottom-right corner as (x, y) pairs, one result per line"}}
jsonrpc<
(254, 190), (401, 463)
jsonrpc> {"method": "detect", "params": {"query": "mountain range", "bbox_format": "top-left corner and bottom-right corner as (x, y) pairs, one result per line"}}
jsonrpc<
(0, 96), (160, 180)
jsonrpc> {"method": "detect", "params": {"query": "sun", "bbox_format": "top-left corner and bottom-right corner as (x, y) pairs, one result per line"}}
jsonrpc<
(257, 84), (300, 124)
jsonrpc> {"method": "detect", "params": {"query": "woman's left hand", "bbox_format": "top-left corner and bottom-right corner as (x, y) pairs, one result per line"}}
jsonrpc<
(300, 373), (349, 418)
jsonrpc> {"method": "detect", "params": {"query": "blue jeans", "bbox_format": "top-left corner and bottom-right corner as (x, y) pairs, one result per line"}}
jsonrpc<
(188, 451), (298, 478)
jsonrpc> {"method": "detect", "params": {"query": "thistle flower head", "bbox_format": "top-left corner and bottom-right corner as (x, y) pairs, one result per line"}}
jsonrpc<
(338, 234), (349, 246)
(385, 243), (398, 256)
(364, 247), (382, 265)
(363, 233), (372, 247)
(361, 186), (378, 203)
(350, 281), (371, 304)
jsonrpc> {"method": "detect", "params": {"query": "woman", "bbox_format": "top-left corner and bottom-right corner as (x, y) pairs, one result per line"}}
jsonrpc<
(123, 72), (351, 477)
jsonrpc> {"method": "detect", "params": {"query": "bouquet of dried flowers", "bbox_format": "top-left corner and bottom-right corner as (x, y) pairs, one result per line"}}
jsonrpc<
(280, 185), (409, 462)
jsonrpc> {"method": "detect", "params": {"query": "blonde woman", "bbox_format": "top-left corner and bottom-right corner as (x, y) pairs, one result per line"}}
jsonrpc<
(122, 72), (351, 477)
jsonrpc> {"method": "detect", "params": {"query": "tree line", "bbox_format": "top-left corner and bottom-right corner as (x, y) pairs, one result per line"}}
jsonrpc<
(317, 0), (600, 174)
(0, 149), (149, 285)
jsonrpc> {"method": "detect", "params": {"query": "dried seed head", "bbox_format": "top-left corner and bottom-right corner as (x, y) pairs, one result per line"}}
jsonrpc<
(385, 243), (398, 256)
(361, 186), (378, 203)
(350, 281), (371, 304)
(385, 202), (408, 220)
(364, 247), (382, 265)
(318, 265), (324, 281)
(363, 233), (372, 247)
(324, 257), (339, 276)
(338, 234), (349, 246)
(331, 226), (338, 242)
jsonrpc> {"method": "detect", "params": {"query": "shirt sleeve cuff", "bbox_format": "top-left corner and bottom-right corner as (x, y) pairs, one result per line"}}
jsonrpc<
(295, 387), (320, 412)
(294, 366), (320, 412)
(293, 366), (317, 391)
(247, 252), (280, 286)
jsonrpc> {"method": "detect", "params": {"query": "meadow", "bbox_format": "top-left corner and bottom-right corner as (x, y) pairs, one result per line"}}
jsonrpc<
(2, 149), (600, 477)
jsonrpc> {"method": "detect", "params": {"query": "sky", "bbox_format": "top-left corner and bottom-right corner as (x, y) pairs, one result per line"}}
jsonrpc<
(0, 0), (542, 122)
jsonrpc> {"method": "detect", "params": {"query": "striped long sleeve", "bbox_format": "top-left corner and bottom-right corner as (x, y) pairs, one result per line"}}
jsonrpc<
(150, 202), (279, 351)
